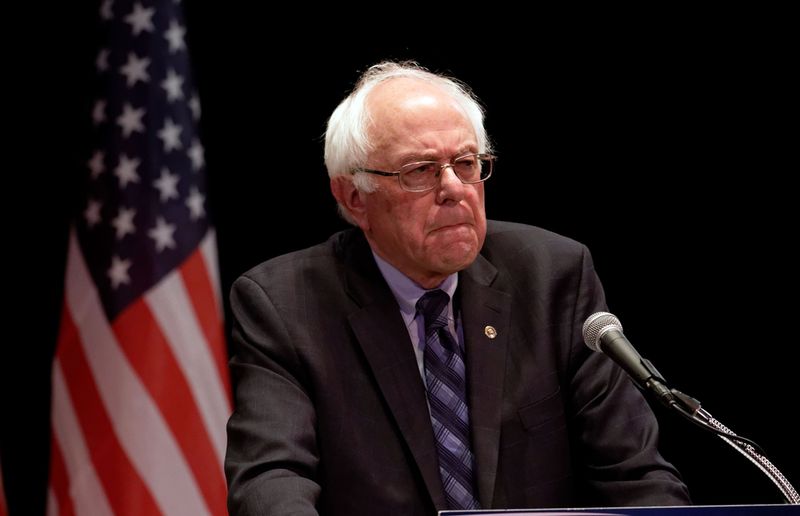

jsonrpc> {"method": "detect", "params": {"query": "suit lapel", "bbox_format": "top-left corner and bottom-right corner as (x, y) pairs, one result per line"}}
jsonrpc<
(341, 233), (447, 510)
(459, 255), (510, 507)
(339, 231), (509, 509)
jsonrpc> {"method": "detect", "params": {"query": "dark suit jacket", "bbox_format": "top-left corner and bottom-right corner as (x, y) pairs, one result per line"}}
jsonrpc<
(225, 220), (690, 515)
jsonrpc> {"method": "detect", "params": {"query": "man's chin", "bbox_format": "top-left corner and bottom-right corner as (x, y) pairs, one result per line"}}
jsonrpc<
(431, 244), (479, 273)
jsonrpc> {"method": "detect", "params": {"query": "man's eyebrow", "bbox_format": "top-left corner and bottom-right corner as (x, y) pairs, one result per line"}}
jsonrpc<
(396, 147), (478, 164)
(395, 152), (438, 164)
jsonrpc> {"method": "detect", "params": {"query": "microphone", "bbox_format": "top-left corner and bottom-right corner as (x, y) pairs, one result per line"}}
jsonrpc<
(582, 312), (675, 406)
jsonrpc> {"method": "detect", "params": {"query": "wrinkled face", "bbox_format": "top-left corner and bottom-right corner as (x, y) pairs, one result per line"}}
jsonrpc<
(355, 79), (487, 288)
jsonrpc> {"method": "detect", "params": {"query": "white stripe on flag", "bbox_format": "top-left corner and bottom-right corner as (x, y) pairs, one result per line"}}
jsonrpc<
(146, 269), (231, 462)
(51, 362), (115, 516)
(200, 230), (223, 313)
(64, 232), (211, 516)
(46, 488), (59, 516)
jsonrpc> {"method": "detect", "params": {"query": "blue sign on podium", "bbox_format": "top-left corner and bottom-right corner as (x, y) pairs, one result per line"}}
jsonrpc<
(442, 504), (799, 516)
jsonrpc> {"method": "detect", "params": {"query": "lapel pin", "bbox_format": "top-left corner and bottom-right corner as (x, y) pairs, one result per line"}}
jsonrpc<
(484, 325), (497, 339)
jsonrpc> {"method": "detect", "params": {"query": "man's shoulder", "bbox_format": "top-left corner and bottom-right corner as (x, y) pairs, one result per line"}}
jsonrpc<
(235, 228), (361, 287)
(477, 220), (596, 291)
(484, 219), (586, 256)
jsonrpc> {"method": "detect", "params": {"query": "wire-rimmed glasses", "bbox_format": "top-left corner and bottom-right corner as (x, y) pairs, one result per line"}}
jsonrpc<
(354, 153), (495, 192)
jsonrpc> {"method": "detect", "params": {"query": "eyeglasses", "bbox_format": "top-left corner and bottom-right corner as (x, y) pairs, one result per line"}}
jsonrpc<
(354, 153), (495, 192)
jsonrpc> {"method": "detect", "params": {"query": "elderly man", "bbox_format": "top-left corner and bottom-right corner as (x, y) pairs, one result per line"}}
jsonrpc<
(224, 61), (690, 515)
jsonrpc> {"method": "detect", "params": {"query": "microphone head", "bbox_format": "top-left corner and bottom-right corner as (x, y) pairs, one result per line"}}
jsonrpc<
(582, 311), (623, 352)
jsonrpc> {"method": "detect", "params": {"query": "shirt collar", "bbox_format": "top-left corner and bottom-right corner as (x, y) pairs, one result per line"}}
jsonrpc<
(372, 251), (458, 326)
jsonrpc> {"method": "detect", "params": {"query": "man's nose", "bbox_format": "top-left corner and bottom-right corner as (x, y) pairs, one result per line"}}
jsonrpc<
(438, 164), (460, 184)
(437, 164), (466, 200)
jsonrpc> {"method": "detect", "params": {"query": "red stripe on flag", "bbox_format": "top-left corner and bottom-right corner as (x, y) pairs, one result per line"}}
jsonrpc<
(56, 309), (162, 515)
(180, 248), (231, 398)
(0, 452), (7, 516)
(49, 434), (76, 516)
(113, 299), (227, 514)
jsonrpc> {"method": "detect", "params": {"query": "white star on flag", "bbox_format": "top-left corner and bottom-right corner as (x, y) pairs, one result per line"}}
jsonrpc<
(186, 187), (206, 220)
(158, 118), (183, 151)
(148, 216), (177, 252)
(107, 255), (132, 289)
(116, 103), (146, 137)
(93, 99), (107, 125)
(120, 52), (151, 87)
(188, 139), (205, 171)
(153, 168), (180, 202)
(97, 48), (111, 72)
(189, 95), (201, 120)
(100, 0), (113, 20)
(124, 3), (156, 35)
(88, 151), (105, 178)
(164, 20), (186, 53)
(112, 206), (137, 240)
(84, 200), (103, 228)
(161, 69), (185, 102)
(115, 155), (141, 187)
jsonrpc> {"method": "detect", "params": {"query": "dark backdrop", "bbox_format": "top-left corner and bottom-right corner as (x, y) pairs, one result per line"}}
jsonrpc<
(4, 5), (797, 514)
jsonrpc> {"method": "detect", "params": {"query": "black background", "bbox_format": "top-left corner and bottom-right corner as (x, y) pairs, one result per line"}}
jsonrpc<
(3, 4), (797, 514)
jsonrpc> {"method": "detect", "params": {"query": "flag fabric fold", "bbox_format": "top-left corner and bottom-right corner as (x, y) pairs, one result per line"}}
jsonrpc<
(49, 1), (231, 514)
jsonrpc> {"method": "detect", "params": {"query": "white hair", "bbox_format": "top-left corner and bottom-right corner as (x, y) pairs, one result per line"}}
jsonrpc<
(324, 61), (491, 222)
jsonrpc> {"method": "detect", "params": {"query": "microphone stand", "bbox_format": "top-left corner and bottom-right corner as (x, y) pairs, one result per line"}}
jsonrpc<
(645, 367), (800, 504)
(582, 313), (798, 504)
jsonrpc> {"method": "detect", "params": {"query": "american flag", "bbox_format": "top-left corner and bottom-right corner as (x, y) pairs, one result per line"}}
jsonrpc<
(48, 1), (230, 515)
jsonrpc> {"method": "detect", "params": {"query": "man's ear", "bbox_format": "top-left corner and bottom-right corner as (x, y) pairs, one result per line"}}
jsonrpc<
(330, 176), (369, 230)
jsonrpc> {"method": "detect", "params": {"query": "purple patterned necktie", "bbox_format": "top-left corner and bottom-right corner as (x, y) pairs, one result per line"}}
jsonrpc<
(417, 289), (480, 510)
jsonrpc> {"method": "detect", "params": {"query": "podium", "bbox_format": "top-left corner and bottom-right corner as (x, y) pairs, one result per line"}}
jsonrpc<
(442, 505), (800, 515)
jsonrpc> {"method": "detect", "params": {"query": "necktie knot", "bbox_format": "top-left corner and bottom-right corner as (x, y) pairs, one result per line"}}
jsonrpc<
(416, 289), (450, 333)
